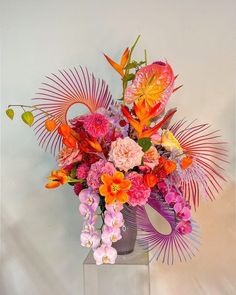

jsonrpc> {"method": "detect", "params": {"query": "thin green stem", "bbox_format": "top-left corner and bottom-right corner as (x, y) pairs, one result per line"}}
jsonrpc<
(122, 35), (141, 97)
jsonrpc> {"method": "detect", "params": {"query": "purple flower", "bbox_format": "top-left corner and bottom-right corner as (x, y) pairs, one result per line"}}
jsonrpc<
(79, 188), (99, 212)
(104, 211), (124, 228)
(79, 203), (93, 220)
(105, 202), (123, 213)
(80, 230), (100, 249)
(176, 221), (192, 235)
(174, 203), (191, 221)
(101, 225), (122, 246)
(93, 244), (117, 265)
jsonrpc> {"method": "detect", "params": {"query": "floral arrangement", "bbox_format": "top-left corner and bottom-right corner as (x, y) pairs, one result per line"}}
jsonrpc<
(6, 36), (227, 265)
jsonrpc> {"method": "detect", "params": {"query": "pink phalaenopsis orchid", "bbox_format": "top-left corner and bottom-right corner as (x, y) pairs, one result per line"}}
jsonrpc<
(80, 230), (100, 249)
(101, 225), (122, 246)
(93, 244), (117, 265)
(79, 188), (99, 211)
(104, 211), (124, 228)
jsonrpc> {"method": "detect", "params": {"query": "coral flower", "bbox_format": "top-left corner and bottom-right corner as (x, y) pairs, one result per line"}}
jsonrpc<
(124, 62), (174, 109)
(99, 171), (131, 204)
(45, 170), (68, 189)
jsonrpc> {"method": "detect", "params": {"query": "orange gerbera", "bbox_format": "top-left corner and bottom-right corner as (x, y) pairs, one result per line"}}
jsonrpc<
(45, 169), (68, 189)
(99, 171), (131, 204)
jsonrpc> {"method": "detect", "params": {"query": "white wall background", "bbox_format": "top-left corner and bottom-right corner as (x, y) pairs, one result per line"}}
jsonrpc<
(1, 0), (236, 294)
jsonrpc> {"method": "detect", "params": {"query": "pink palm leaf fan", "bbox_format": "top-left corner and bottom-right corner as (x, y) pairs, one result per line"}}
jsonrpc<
(122, 62), (228, 264)
(32, 67), (113, 155)
(131, 120), (228, 264)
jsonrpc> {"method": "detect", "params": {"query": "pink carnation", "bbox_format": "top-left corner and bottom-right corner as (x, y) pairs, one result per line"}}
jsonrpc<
(87, 160), (116, 190)
(58, 147), (82, 168)
(109, 137), (144, 172)
(83, 113), (109, 138)
(76, 163), (90, 179)
(127, 172), (151, 206)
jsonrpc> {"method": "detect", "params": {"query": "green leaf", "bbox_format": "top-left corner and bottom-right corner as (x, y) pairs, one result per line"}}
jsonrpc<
(138, 137), (152, 152)
(70, 166), (77, 179)
(21, 111), (34, 126)
(6, 108), (14, 120)
(123, 73), (135, 83)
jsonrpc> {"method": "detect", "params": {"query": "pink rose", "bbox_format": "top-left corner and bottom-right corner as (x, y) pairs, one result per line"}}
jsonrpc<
(109, 137), (144, 172)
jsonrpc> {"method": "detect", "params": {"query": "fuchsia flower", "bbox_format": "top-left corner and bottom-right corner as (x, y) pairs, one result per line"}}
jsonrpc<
(109, 137), (144, 172)
(127, 172), (151, 206)
(174, 203), (191, 221)
(87, 160), (116, 190)
(80, 231), (100, 249)
(176, 221), (192, 235)
(101, 225), (122, 246)
(79, 188), (99, 211)
(93, 244), (118, 265)
(76, 163), (90, 179)
(104, 211), (124, 228)
(58, 147), (82, 168)
(83, 113), (109, 138)
(165, 191), (182, 205)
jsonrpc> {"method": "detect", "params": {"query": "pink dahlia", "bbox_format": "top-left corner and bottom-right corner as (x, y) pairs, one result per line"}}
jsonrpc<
(76, 163), (90, 179)
(127, 172), (151, 206)
(83, 113), (109, 138)
(86, 160), (116, 190)
(109, 137), (144, 172)
(58, 147), (82, 168)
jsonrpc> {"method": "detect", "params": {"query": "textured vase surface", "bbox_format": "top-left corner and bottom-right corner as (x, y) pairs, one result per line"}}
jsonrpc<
(113, 205), (137, 255)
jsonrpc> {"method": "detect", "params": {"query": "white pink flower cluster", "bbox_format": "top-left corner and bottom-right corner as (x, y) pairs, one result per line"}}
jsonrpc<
(94, 202), (124, 265)
(79, 188), (124, 265)
(79, 189), (100, 249)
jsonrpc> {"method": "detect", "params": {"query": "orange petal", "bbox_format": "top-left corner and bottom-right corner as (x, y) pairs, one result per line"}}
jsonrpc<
(105, 194), (116, 205)
(58, 124), (71, 137)
(101, 174), (113, 185)
(104, 54), (124, 77)
(99, 184), (108, 197)
(63, 136), (77, 148)
(45, 181), (60, 189)
(119, 179), (131, 191)
(120, 47), (129, 68)
(86, 139), (102, 152)
(141, 109), (176, 138)
(113, 171), (124, 181)
(117, 192), (129, 204)
(121, 105), (143, 136)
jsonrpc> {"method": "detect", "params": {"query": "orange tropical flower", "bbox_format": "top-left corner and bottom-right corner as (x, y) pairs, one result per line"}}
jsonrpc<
(121, 105), (176, 138)
(99, 171), (131, 204)
(45, 169), (68, 189)
(163, 160), (176, 175)
(143, 173), (158, 188)
(104, 48), (129, 77)
(181, 156), (193, 169)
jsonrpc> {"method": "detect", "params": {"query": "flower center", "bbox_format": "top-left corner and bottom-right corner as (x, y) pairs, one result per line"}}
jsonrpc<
(102, 255), (110, 264)
(111, 184), (120, 193)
